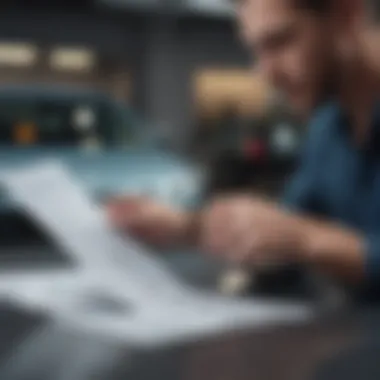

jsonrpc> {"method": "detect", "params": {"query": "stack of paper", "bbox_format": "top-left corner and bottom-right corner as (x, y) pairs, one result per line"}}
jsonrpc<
(0, 161), (314, 346)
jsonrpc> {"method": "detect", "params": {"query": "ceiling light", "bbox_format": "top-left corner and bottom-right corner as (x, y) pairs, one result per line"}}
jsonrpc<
(50, 47), (96, 72)
(0, 43), (38, 67)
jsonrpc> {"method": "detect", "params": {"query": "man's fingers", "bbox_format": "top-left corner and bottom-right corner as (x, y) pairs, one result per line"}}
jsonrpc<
(201, 204), (252, 260)
(215, 207), (256, 262)
(231, 230), (257, 264)
(200, 206), (234, 255)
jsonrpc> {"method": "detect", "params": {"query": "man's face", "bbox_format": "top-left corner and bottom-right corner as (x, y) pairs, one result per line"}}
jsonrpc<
(237, 0), (336, 118)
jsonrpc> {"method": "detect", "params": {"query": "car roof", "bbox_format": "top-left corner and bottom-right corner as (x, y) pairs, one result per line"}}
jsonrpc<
(0, 84), (111, 103)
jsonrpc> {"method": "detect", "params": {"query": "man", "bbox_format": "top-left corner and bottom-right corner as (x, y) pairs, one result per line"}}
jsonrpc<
(108, 0), (380, 296)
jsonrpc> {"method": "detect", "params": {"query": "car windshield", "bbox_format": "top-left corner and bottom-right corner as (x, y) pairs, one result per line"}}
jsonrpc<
(0, 94), (143, 148)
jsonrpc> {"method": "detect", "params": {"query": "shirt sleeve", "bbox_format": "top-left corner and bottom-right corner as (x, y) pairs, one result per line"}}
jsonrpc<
(348, 234), (380, 300)
(364, 234), (380, 287)
(281, 123), (325, 216)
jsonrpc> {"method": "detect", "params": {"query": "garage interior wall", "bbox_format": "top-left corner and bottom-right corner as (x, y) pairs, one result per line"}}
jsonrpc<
(0, 11), (251, 150)
(142, 17), (250, 150)
(0, 12), (143, 104)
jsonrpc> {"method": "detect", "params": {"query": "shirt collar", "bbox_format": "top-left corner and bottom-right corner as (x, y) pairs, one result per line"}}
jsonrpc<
(372, 102), (380, 149)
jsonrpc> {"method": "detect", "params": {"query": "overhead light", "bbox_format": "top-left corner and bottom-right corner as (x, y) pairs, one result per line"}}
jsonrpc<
(50, 47), (96, 72)
(0, 42), (38, 67)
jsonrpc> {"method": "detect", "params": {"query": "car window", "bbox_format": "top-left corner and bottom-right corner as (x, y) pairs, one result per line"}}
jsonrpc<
(0, 97), (135, 147)
(0, 94), (158, 150)
(38, 102), (99, 144)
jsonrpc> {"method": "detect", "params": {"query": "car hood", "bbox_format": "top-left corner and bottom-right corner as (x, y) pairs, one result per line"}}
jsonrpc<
(0, 147), (204, 207)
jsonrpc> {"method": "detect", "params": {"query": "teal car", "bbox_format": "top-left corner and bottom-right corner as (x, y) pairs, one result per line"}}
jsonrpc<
(0, 85), (204, 205)
(0, 85), (206, 266)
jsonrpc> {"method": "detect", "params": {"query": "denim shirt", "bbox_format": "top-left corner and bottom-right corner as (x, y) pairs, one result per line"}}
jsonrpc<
(282, 101), (380, 291)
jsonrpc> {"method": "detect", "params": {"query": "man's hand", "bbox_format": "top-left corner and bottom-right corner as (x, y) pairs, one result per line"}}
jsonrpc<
(200, 195), (365, 283)
(200, 195), (307, 267)
(106, 194), (365, 283)
(106, 196), (195, 247)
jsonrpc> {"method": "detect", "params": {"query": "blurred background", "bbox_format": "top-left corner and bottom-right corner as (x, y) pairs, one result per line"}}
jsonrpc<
(1, 4), (380, 380)
(0, 0), (304, 193)
(0, 0), (306, 284)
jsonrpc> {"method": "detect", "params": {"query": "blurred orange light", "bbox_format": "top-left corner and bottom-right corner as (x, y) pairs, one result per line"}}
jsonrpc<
(13, 123), (38, 145)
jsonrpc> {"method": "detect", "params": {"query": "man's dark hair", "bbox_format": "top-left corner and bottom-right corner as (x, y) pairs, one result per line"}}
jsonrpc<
(297, 0), (380, 20)
(295, 0), (331, 13)
(231, 0), (331, 12)
(233, 0), (380, 21)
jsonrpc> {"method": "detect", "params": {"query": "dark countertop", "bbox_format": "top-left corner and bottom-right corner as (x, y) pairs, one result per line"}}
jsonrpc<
(0, 290), (379, 380)
(0, 252), (379, 380)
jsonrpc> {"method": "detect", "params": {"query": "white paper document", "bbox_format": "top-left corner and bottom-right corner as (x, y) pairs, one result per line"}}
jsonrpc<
(1, 161), (190, 303)
(0, 161), (314, 346)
